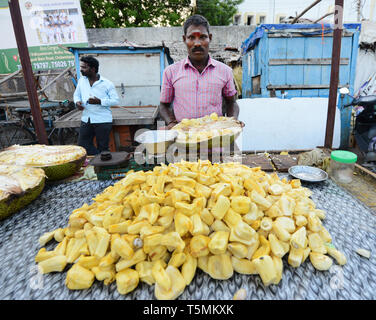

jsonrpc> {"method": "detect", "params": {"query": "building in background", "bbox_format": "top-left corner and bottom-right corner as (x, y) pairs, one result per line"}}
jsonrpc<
(233, 0), (374, 25)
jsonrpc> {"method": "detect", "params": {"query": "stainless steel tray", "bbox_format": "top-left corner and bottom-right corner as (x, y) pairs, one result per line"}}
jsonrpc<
(288, 165), (328, 182)
(0, 178), (375, 300)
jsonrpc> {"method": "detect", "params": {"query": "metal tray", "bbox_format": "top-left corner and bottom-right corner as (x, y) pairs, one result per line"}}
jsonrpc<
(288, 165), (328, 182)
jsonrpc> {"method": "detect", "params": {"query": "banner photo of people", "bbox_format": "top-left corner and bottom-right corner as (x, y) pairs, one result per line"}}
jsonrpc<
(0, 0), (88, 74)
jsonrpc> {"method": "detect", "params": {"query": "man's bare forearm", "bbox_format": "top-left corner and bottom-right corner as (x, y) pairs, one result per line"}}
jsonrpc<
(159, 102), (177, 125)
(224, 96), (240, 119)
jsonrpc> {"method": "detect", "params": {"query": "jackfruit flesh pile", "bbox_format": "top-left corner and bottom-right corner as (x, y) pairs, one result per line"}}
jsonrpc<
(36, 160), (346, 300)
(0, 145), (86, 167)
(0, 164), (45, 201)
(172, 113), (243, 144)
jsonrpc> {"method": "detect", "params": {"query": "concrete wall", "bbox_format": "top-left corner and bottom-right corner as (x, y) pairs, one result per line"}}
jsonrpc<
(86, 25), (255, 63)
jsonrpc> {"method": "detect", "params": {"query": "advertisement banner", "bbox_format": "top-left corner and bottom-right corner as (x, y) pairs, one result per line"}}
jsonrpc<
(0, 0), (88, 74)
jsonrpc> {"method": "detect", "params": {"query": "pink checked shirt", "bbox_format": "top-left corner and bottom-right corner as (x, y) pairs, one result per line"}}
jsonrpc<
(160, 56), (237, 122)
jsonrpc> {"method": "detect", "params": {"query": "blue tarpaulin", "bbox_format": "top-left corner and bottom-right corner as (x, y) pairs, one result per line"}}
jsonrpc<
(241, 23), (361, 54)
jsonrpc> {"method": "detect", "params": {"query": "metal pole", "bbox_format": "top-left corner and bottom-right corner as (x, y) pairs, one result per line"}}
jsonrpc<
(8, 0), (48, 145)
(324, 0), (344, 148)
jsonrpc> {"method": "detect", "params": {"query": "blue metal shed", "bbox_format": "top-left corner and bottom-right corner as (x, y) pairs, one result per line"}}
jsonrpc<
(241, 23), (361, 99)
(241, 24), (361, 149)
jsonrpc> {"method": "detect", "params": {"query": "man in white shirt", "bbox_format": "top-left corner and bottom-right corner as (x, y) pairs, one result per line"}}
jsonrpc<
(74, 56), (119, 155)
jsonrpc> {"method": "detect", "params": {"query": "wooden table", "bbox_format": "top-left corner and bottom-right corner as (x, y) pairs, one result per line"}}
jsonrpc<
(54, 105), (159, 151)
(54, 105), (159, 128)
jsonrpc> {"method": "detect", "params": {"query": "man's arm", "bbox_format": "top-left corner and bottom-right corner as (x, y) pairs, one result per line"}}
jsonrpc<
(94, 82), (119, 107)
(159, 102), (177, 129)
(223, 95), (239, 119)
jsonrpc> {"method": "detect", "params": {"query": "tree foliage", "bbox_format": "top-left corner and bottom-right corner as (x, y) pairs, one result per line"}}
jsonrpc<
(195, 0), (244, 26)
(80, 0), (192, 28)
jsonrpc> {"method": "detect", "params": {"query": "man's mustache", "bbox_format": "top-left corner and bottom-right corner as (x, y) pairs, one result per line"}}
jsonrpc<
(192, 47), (204, 52)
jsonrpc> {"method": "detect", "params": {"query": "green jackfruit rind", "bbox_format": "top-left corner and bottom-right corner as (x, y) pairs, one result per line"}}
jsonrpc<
(0, 177), (45, 220)
(39, 155), (86, 181)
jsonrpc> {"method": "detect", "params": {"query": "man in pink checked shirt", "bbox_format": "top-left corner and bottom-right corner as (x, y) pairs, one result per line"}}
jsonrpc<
(159, 14), (241, 130)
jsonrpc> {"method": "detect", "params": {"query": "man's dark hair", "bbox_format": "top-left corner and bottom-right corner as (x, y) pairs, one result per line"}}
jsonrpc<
(183, 14), (210, 35)
(80, 56), (99, 73)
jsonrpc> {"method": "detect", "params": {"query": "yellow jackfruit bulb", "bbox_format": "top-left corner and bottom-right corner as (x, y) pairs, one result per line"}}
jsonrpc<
(227, 242), (248, 259)
(275, 217), (296, 233)
(54, 228), (66, 242)
(197, 255), (210, 274)
(308, 233), (327, 254)
(325, 244), (347, 266)
(209, 112), (219, 121)
(149, 245), (167, 262)
(268, 184), (284, 196)
(92, 266), (116, 285)
(309, 252), (333, 271)
(288, 247), (304, 268)
(252, 235), (271, 260)
(307, 212), (322, 232)
(230, 196), (251, 214)
(154, 266), (186, 300)
(260, 217), (273, 233)
(143, 233), (163, 254)
(268, 233), (286, 258)
(115, 248), (147, 272)
(116, 268), (139, 295)
(181, 254), (197, 286)
(290, 227), (307, 249)
(253, 255), (277, 286)
(172, 176), (196, 189)
(231, 256), (257, 275)
(136, 261), (155, 286)
(212, 183), (232, 200)
(113, 237), (134, 259)
(295, 215), (308, 227)
(211, 219), (231, 232)
(318, 226), (332, 243)
(77, 256), (100, 270)
(161, 232), (185, 252)
(271, 255), (283, 285)
(272, 220), (292, 242)
(190, 235), (211, 258)
(208, 231), (229, 255)
(39, 231), (55, 247)
(152, 260), (171, 292)
(174, 213), (192, 237)
(230, 221), (257, 246)
(191, 214), (209, 236)
(35, 248), (57, 263)
(65, 264), (95, 290)
(211, 195), (231, 220)
(289, 179), (301, 188)
(207, 254), (234, 280)
(223, 209), (242, 229)
(168, 252), (187, 268)
(38, 255), (67, 274)
(250, 190), (272, 210)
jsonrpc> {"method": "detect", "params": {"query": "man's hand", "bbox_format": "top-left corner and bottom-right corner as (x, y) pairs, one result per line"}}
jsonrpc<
(159, 121), (178, 130)
(88, 97), (101, 105)
(76, 101), (84, 110)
